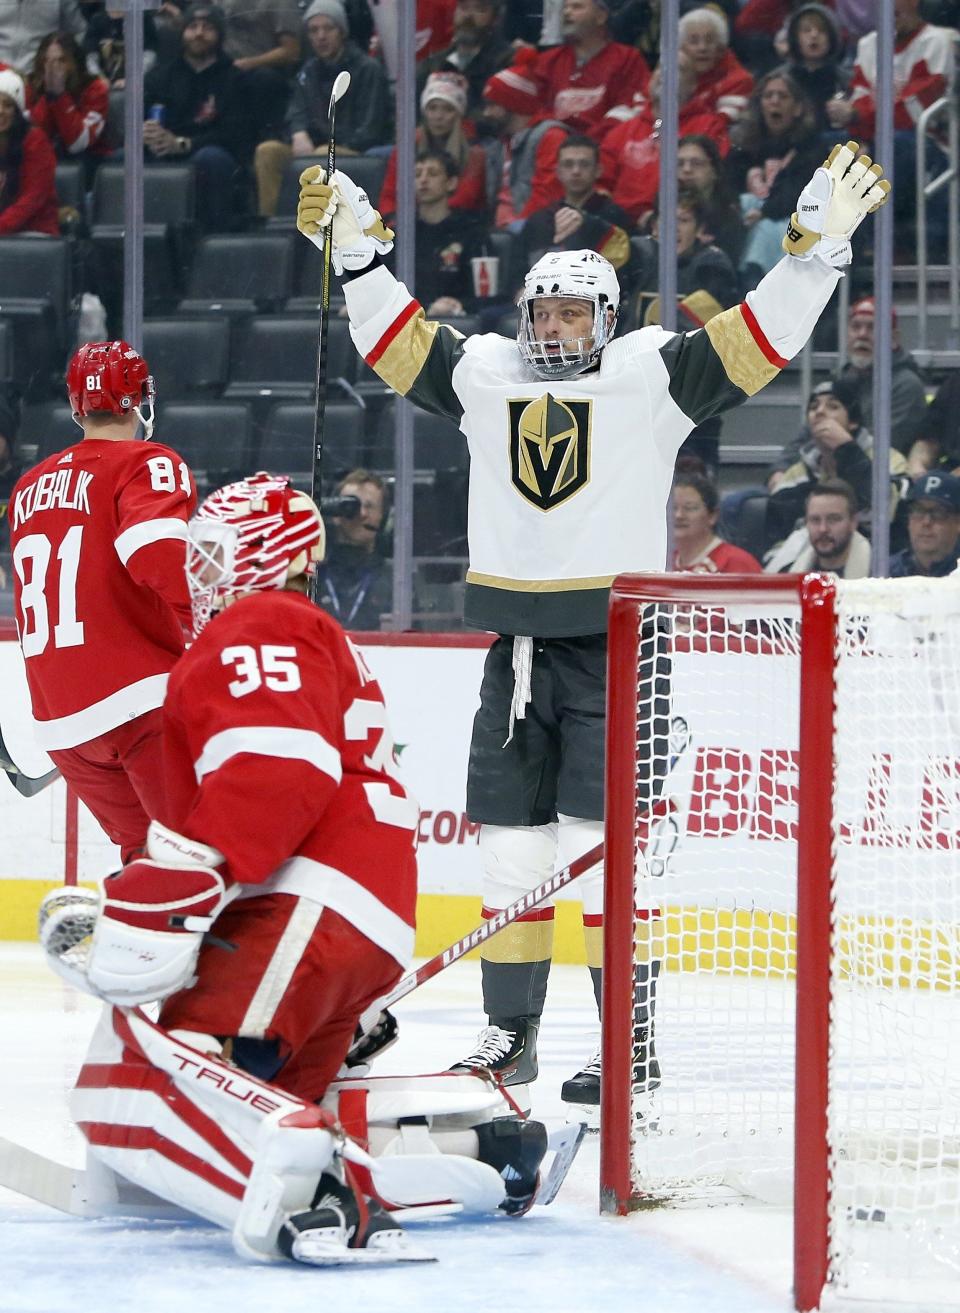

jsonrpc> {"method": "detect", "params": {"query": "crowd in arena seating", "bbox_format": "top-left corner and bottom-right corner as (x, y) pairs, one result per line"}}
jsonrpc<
(0, 0), (959, 627)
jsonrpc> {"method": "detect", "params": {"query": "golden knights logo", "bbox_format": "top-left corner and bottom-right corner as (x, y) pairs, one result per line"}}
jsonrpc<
(507, 394), (592, 511)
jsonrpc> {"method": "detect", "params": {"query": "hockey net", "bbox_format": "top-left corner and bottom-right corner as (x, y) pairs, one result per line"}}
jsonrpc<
(600, 573), (960, 1312)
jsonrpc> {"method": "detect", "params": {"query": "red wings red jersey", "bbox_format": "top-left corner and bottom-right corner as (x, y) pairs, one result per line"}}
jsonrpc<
(160, 590), (419, 968)
(531, 40), (649, 135)
(10, 438), (196, 750)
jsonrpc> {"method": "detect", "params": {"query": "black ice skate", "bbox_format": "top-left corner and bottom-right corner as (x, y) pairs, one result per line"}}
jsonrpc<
(449, 1019), (539, 1087)
(474, 1117), (549, 1215)
(277, 1171), (434, 1267)
(561, 1027), (661, 1111)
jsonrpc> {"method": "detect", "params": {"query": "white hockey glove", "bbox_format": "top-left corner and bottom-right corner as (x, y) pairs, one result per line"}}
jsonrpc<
(296, 166), (395, 275)
(85, 820), (229, 1007)
(782, 140), (891, 269)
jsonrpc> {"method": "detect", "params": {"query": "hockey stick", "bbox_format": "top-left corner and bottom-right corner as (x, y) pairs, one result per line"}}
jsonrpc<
(0, 726), (60, 797)
(309, 68), (350, 603)
(380, 841), (605, 1013)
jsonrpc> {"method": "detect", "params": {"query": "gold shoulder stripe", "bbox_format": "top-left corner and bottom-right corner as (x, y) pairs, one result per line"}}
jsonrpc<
(704, 304), (783, 397)
(466, 570), (616, 592)
(367, 303), (441, 396)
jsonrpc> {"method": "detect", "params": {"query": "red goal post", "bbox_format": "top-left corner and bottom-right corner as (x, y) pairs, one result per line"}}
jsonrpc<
(600, 572), (960, 1313)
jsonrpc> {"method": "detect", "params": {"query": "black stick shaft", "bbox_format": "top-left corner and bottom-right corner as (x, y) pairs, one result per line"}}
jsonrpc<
(309, 87), (340, 601)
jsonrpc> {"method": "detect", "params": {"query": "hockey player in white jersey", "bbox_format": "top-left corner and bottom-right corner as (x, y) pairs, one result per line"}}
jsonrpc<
(297, 142), (890, 1111)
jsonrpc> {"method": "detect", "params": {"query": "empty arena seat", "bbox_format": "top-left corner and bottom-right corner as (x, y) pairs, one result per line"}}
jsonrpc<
(257, 401), (368, 487)
(142, 318), (231, 400)
(157, 401), (254, 492)
(179, 234), (296, 315)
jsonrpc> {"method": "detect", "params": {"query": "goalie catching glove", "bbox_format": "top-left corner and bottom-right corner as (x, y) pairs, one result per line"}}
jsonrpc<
(41, 820), (231, 1006)
(782, 140), (891, 268)
(297, 167), (394, 275)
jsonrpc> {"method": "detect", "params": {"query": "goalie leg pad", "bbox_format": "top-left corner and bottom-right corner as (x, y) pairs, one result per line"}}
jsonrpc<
(70, 1006), (311, 1231)
(324, 1073), (549, 1215)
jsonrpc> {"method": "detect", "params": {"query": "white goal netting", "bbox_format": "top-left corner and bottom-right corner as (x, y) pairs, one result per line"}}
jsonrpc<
(605, 575), (960, 1311)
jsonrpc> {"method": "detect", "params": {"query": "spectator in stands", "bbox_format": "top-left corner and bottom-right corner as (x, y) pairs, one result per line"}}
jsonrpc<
(631, 188), (740, 328)
(417, 0), (514, 122)
(598, 50), (730, 226)
(315, 469), (394, 631)
(0, 392), (22, 590)
(411, 148), (488, 315)
(26, 32), (110, 179)
(726, 69), (822, 288)
(142, 3), (253, 233)
(528, 0), (649, 136)
(828, 0), (956, 250)
(675, 134), (744, 263)
(480, 55), (568, 229)
(379, 71), (488, 221)
(782, 4), (848, 132)
(520, 134), (633, 289)
(83, 7), (162, 86)
(219, 1), (301, 141)
(680, 7), (753, 125)
(766, 378), (908, 549)
(671, 471), (763, 572)
(838, 297), (929, 465)
(889, 472), (960, 576)
(911, 373), (960, 476)
(765, 480), (872, 577)
(0, 70), (59, 236)
(0, 2), (86, 74)
(254, 0), (391, 218)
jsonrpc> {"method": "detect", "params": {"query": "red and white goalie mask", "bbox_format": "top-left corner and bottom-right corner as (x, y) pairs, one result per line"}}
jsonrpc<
(186, 472), (326, 631)
(67, 340), (156, 439)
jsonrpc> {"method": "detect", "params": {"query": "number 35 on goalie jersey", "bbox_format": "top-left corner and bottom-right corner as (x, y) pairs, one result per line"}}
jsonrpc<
(159, 589), (419, 967)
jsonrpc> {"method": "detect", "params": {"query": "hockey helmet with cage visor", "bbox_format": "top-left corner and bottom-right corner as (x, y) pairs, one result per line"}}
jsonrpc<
(517, 249), (620, 380)
(186, 471), (326, 632)
(67, 340), (156, 439)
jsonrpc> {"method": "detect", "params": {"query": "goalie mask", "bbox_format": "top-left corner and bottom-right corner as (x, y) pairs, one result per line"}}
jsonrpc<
(67, 340), (156, 440)
(186, 472), (326, 632)
(517, 249), (620, 380)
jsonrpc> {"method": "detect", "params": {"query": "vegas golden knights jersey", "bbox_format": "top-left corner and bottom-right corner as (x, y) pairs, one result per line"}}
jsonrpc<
(344, 257), (842, 637)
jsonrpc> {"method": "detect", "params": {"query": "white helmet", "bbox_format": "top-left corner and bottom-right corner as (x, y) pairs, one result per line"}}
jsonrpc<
(517, 249), (620, 380)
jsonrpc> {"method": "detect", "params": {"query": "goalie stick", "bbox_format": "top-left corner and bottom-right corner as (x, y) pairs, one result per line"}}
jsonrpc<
(0, 727), (60, 797)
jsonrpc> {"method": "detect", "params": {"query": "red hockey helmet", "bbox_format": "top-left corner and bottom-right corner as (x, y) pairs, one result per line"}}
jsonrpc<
(186, 472), (326, 631)
(66, 340), (156, 438)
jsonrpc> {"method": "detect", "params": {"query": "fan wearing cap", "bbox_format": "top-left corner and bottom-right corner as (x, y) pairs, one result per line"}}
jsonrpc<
(7, 342), (196, 863)
(297, 138), (890, 1111)
(838, 296), (929, 466)
(141, 4), (256, 232)
(767, 376), (908, 548)
(0, 67), (59, 235)
(253, 0), (391, 218)
(890, 472), (960, 578)
(379, 71), (489, 221)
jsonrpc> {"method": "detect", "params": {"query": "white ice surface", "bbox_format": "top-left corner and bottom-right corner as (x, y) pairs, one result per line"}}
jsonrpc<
(0, 945), (796, 1313)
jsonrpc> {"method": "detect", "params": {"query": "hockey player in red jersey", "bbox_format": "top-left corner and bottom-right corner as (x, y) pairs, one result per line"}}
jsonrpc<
(38, 473), (564, 1268)
(9, 341), (195, 861)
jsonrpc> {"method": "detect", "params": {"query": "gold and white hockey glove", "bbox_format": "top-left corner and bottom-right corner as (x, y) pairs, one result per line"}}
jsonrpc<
(297, 166), (395, 275)
(782, 140), (891, 268)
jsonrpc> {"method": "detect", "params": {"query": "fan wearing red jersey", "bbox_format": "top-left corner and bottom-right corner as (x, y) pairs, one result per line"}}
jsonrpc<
(38, 473), (557, 1267)
(9, 341), (195, 861)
